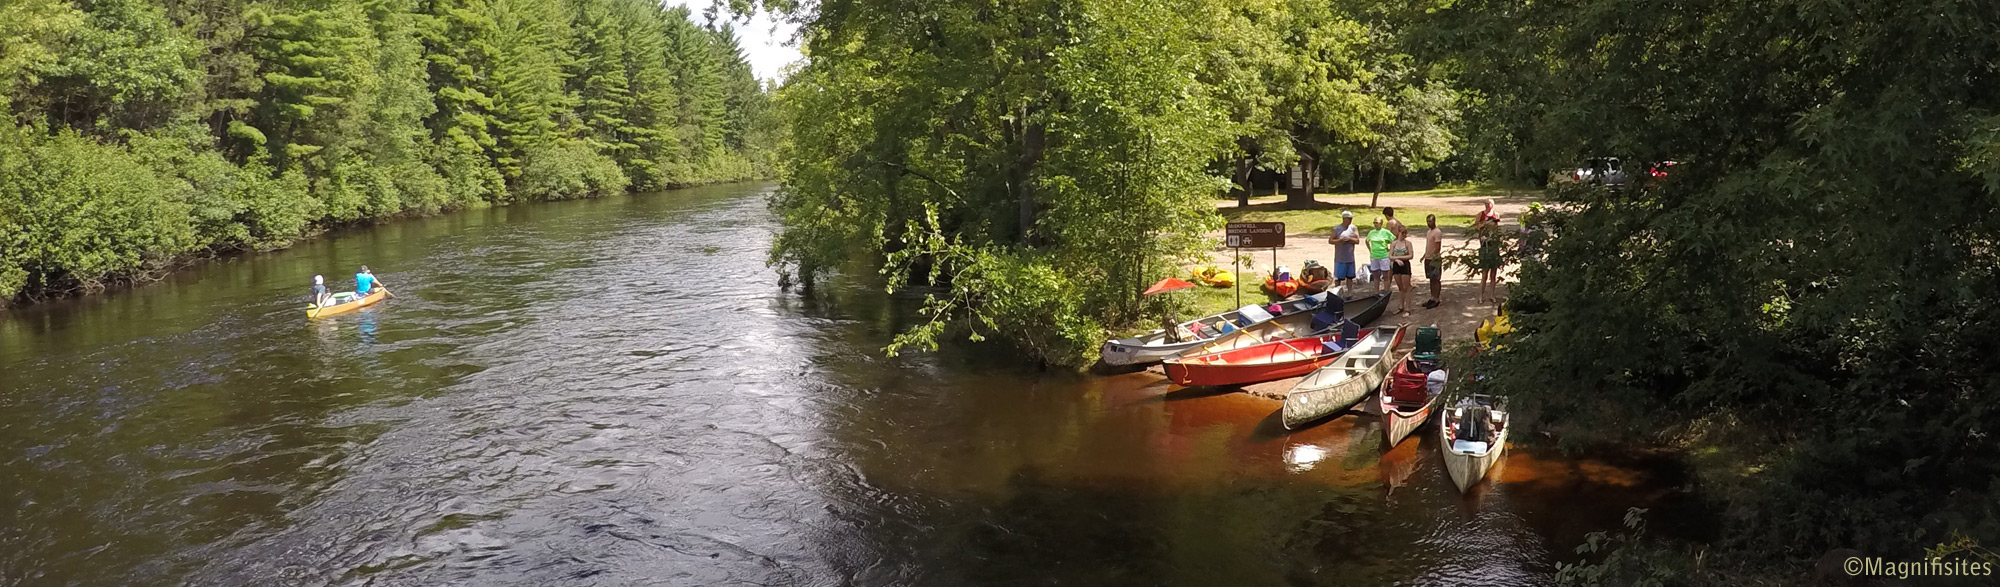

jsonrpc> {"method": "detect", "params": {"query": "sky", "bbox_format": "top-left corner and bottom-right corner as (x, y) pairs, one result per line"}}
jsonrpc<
(665, 0), (804, 82)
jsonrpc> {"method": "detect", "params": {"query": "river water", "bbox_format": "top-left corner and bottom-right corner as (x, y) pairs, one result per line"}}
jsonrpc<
(0, 183), (1697, 586)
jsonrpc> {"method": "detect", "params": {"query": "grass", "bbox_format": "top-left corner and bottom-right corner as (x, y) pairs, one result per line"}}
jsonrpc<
(1183, 272), (1278, 316)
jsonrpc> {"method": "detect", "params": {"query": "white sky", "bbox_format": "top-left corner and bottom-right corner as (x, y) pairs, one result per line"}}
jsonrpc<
(665, 0), (804, 82)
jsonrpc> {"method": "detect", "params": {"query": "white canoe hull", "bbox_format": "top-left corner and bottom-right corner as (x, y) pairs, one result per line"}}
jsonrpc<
(1280, 325), (1404, 429)
(1441, 411), (1509, 493)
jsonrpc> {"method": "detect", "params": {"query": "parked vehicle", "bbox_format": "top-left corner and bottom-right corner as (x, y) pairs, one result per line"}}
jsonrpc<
(1572, 157), (1627, 186)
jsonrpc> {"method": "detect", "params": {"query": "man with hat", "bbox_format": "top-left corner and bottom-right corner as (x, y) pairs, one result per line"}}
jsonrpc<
(1329, 210), (1361, 291)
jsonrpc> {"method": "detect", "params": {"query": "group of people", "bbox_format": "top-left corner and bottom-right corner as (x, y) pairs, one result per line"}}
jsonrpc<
(1327, 207), (1434, 315)
(1321, 198), (1509, 315)
(310, 266), (386, 308)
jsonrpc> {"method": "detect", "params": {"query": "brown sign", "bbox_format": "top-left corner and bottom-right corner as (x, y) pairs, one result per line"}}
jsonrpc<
(1225, 222), (1285, 248)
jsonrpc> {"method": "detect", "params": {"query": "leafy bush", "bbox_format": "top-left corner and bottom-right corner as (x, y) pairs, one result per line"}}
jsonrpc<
(0, 126), (199, 297)
(516, 141), (631, 201)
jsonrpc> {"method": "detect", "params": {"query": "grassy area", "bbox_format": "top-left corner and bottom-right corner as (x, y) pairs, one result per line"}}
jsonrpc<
(1218, 200), (1477, 234)
(1183, 272), (1278, 316)
(1216, 180), (1539, 201)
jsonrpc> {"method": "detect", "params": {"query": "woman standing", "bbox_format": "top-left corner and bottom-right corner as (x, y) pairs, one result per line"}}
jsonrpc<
(1389, 225), (1415, 315)
(1474, 199), (1503, 303)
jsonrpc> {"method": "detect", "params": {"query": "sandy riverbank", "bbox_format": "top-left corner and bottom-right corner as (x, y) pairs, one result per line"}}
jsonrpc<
(1207, 191), (1530, 352)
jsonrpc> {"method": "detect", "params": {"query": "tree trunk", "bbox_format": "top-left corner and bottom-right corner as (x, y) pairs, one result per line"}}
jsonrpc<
(1285, 186), (1317, 210)
(1284, 154), (1319, 210)
(1007, 106), (1047, 246)
(1234, 158), (1252, 207)
(1370, 166), (1386, 208)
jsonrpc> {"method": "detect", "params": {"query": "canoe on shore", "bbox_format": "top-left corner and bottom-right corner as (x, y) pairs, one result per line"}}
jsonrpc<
(305, 289), (388, 319)
(1161, 330), (1364, 387)
(1279, 324), (1405, 430)
(1173, 292), (1391, 360)
(1373, 350), (1446, 448)
(1441, 394), (1510, 493)
(1099, 293), (1329, 366)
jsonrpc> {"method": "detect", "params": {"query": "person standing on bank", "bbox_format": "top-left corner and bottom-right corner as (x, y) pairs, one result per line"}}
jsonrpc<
(1423, 214), (1445, 309)
(1330, 211), (1362, 290)
(1367, 218), (1394, 294)
(1383, 206), (1405, 237)
(1389, 224), (1415, 315)
(1474, 200), (1502, 302)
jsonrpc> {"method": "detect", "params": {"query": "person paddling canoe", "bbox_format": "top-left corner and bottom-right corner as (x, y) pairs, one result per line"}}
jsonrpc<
(355, 266), (385, 296)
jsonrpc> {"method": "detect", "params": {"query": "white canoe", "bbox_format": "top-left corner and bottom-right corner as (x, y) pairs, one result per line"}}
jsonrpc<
(1374, 351), (1446, 447)
(1441, 395), (1510, 493)
(1279, 324), (1405, 430)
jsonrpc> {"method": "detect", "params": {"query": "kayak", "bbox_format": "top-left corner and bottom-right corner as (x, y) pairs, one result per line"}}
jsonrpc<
(306, 289), (389, 318)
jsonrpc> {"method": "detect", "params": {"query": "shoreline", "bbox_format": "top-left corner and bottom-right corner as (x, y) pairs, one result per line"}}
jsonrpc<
(0, 179), (775, 314)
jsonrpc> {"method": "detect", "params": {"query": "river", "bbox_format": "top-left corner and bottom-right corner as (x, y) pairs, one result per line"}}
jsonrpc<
(0, 183), (1700, 586)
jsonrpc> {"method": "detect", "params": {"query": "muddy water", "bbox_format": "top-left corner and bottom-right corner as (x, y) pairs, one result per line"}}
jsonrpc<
(0, 183), (1698, 586)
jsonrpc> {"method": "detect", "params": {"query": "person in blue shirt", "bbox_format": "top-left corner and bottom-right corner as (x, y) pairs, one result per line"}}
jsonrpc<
(355, 266), (385, 296)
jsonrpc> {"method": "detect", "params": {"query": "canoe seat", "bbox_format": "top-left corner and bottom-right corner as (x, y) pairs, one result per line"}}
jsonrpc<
(1414, 326), (1442, 361)
(1453, 439), (1490, 453)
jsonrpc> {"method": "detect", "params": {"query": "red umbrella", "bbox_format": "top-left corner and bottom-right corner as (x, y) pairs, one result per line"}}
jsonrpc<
(1142, 277), (1198, 296)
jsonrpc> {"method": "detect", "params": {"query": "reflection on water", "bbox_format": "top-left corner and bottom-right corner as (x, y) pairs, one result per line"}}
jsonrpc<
(0, 183), (1703, 586)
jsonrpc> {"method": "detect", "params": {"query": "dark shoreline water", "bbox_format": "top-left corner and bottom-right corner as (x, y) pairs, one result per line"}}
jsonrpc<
(1, 183), (1702, 586)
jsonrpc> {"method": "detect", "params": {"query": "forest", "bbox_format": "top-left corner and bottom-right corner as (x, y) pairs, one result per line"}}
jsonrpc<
(0, 0), (779, 303)
(755, 0), (2000, 583)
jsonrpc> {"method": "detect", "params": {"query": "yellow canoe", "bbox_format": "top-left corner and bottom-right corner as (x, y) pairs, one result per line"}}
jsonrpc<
(306, 288), (389, 319)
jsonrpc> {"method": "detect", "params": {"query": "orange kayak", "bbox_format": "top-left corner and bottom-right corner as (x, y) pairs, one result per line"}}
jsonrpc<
(305, 289), (389, 318)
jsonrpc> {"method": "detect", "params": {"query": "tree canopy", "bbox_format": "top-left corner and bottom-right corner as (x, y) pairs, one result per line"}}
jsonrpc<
(1423, 0), (2000, 572)
(1, 0), (779, 302)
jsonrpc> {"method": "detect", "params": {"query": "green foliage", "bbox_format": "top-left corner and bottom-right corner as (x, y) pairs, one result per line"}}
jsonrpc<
(3, 0), (776, 304)
(766, 0), (1238, 366)
(29, 0), (201, 132)
(0, 123), (200, 299)
(1432, 0), (2000, 566)
(0, 0), (83, 95)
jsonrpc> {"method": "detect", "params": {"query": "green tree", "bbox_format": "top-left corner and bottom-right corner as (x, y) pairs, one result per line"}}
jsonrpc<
(765, 0), (1240, 366)
(1434, 0), (2000, 565)
(1357, 74), (1457, 206)
(0, 0), (776, 306)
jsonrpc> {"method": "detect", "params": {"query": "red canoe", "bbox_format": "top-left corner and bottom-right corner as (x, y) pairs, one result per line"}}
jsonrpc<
(1163, 329), (1375, 387)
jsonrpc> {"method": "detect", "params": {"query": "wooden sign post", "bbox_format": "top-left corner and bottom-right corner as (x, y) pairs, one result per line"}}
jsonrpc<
(1225, 222), (1286, 309)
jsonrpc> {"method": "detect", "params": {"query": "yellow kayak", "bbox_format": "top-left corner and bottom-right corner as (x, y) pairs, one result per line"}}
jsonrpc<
(306, 288), (389, 318)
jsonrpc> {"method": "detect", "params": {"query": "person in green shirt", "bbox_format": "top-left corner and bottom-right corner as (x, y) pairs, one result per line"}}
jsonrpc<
(1367, 218), (1394, 293)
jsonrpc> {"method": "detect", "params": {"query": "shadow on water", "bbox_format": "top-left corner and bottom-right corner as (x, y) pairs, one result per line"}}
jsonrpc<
(0, 182), (1709, 586)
